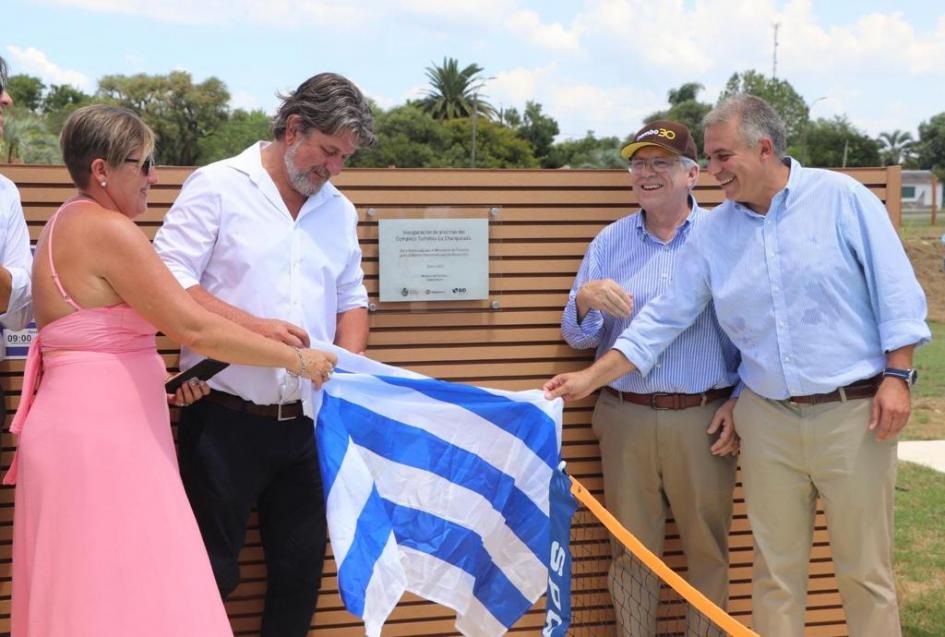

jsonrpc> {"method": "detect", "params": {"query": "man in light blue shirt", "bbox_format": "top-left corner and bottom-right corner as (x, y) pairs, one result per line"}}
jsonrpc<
(545, 95), (929, 637)
(561, 120), (739, 635)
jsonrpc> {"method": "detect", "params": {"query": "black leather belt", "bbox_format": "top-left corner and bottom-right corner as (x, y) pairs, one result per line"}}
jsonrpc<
(204, 389), (304, 421)
(603, 386), (732, 410)
(788, 374), (882, 405)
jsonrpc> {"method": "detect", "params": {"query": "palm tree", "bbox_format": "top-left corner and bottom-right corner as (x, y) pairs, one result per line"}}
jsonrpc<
(2, 108), (61, 163)
(877, 129), (916, 165)
(421, 58), (495, 120)
(667, 82), (704, 106)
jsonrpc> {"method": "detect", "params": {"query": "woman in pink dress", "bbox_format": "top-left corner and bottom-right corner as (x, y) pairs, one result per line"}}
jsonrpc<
(5, 104), (337, 636)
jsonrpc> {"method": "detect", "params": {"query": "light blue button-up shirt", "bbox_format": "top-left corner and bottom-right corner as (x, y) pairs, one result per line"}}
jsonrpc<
(562, 201), (740, 393)
(613, 159), (931, 400)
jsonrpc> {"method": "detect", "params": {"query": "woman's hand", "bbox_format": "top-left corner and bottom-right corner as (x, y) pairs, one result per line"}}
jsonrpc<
(300, 349), (339, 389)
(167, 377), (211, 408)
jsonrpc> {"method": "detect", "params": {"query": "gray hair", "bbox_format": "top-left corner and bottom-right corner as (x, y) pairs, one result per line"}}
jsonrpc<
(60, 104), (156, 188)
(704, 94), (787, 158)
(679, 156), (699, 170)
(272, 72), (377, 148)
(0, 55), (8, 91)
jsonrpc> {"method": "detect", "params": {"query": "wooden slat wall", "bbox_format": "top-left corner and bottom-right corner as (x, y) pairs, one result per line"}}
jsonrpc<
(1, 163), (901, 636)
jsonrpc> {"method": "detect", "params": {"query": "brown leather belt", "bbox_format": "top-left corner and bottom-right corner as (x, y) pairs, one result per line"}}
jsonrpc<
(787, 374), (883, 405)
(603, 386), (732, 410)
(204, 389), (304, 421)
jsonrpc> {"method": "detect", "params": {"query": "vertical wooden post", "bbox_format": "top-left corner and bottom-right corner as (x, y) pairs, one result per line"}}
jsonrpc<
(886, 165), (902, 228)
(931, 173), (938, 226)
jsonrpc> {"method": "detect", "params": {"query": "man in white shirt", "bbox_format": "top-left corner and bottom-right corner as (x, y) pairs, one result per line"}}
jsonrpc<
(153, 72), (375, 637)
(0, 56), (34, 333)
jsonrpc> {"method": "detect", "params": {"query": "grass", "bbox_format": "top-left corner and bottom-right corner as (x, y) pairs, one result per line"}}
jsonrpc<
(906, 321), (945, 441)
(913, 321), (945, 400)
(895, 224), (944, 635)
(895, 462), (945, 636)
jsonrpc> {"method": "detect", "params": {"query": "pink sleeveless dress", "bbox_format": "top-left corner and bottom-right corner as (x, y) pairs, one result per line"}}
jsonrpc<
(4, 202), (233, 636)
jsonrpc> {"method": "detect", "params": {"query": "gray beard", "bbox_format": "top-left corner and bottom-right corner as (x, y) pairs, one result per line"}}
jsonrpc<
(284, 141), (326, 197)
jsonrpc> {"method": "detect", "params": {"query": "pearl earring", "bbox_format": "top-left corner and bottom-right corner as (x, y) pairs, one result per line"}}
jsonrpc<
(100, 181), (107, 187)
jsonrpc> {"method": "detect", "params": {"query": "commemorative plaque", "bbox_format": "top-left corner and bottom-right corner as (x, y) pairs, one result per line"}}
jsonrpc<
(378, 218), (489, 302)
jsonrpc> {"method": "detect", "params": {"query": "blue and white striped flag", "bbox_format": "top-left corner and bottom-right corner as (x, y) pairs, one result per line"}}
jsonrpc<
(313, 347), (563, 636)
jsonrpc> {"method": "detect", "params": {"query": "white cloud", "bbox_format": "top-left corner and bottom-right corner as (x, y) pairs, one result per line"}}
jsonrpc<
(38, 0), (375, 25)
(546, 82), (663, 140)
(395, 0), (517, 22)
(573, 0), (945, 79)
(778, 2), (945, 76)
(574, 0), (774, 75)
(39, 0), (581, 54)
(401, 83), (428, 102)
(490, 64), (558, 106)
(229, 90), (261, 111)
(5, 45), (92, 91)
(505, 10), (581, 53)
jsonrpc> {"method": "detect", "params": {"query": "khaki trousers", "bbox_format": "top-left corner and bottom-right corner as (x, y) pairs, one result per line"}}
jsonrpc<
(592, 391), (737, 636)
(734, 388), (900, 637)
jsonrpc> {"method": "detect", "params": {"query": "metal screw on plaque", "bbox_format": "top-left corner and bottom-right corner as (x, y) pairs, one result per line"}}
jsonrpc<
(491, 300), (501, 310)
(368, 303), (377, 312)
(489, 207), (500, 218)
(366, 208), (377, 217)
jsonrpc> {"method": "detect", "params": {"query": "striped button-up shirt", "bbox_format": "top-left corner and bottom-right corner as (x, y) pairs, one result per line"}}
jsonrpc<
(561, 201), (740, 394)
(614, 159), (931, 400)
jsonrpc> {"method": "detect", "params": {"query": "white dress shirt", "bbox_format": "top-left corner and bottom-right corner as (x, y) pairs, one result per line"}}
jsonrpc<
(0, 173), (33, 333)
(153, 142), (368, 415)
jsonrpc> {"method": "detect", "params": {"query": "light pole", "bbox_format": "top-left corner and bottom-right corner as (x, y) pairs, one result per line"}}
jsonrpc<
(470, 76), (495, 168)
(808, 96), (828, 116)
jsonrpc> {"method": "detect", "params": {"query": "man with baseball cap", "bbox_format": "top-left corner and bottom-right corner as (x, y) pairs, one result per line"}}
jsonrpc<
(560, 119), (740, 635)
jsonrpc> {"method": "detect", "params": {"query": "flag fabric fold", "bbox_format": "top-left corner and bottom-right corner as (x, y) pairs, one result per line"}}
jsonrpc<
(314, 346), (563, 637)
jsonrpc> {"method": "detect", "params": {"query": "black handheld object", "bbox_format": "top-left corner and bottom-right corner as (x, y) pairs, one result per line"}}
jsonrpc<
(164, 358), (229, 393)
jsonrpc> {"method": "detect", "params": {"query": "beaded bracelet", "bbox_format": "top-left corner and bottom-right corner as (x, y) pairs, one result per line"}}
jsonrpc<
(287, 346), (308, 378)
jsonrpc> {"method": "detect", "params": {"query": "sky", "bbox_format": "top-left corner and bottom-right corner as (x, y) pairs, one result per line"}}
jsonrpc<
(5, 0), (945, 143)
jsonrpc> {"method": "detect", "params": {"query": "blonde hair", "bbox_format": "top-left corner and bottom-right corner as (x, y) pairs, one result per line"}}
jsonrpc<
(60, 104), (156, 188)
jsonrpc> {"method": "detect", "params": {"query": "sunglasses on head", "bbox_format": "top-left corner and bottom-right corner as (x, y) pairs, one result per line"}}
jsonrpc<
(124, 155), (155, 175)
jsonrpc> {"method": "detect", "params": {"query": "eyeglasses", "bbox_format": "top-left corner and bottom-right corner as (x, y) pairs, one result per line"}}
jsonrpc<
(627, 157), (682, 174)
(125, 155), (155, 175)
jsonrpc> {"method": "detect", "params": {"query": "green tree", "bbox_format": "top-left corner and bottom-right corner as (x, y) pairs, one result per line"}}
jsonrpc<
(545, 132), (624, 169)
(1, 108), (61, 163)
(668, 82), (704, 106)
(198, 108), (272, 164)
(800, 116), (881, 168)
(348, 104), (451, 168)
(498, 106), (522, 128)
(97, 71), (230, 165)
(877, 129), (916, 166)
(719, 70), (809, 146)
(42, 84), (93, 137)
(516, 101), (559, 166)
(421, 57), (495, 120)
(5, 75), (46, 112)
(916, 113), (945, 180)
(644, 82), (712, 152)
(43, 84), (89, 113)
(441, 118), (537, 168)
